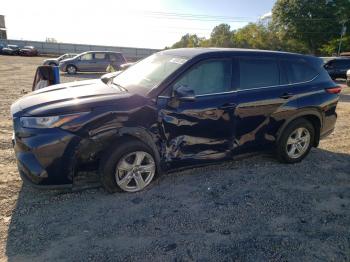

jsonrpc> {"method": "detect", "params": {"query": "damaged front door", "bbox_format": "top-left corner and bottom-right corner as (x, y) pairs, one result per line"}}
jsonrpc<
(157, 58), (237, 169)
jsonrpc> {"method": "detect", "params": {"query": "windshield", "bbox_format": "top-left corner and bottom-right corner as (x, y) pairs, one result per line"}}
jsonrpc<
(58, 54), (68, 61)
(112, 53), (188, 93)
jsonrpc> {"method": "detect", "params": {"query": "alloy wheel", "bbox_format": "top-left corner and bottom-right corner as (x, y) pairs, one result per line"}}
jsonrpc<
(115, 151), (156, 192)
(286, 127), (311, 159)
(67, 66), (76, 74)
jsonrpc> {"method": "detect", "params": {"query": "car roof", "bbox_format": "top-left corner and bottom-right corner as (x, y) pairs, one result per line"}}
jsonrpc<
(81, 51), (122, 54)
(159, 47), (316, 60)
(328, 57), (350, 62)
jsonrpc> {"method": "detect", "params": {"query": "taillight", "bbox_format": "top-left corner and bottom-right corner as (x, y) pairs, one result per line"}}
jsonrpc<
(325, 86), (342, 94)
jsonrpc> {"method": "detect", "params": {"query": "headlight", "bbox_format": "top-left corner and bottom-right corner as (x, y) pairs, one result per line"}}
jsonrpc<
(20, 112), (88, 129)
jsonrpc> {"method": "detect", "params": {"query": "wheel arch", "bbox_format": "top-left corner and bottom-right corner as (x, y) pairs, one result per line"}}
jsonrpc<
(277, 110), (322, 147)
(97, 127), (163, 175)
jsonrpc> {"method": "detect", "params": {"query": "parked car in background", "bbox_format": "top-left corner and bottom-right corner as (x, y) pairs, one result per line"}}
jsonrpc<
(324, 57), (350, 79)
(59, 51), (127, 74)
(0, 43), (4, 53)
(11, 48), (341, 193)
(347, 69), (350, 87)
(1, 45), (20, 55)
(43, 53), (77, 66)
(340, 52), (350, 57)
(320, 57), (337, 64)
(19, 46), (38, 56)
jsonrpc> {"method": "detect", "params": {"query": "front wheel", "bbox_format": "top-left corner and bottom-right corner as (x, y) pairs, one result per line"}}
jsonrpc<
(277, 119), (315, 163)
(100, 140), (157, 193)
(66, 65), (77, 75)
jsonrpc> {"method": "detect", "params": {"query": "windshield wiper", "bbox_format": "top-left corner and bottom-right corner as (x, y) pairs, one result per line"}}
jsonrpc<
(110, 82), (128, 92)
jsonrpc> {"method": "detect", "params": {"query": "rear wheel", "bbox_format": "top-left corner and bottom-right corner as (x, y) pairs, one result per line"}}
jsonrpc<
(277, 119), (315, 163)
(66, 65), (77, 74)
(100, 140), (156, 193)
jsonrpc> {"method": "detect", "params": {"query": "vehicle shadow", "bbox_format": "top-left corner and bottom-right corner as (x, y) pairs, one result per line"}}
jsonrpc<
(5, 148), (350, 261)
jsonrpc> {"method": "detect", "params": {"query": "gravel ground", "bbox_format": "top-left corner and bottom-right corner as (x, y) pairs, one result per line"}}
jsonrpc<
(0, 55), (349, 262)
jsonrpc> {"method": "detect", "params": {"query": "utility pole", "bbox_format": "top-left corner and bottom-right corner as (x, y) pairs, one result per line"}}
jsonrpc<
(337, 21), (347, 56)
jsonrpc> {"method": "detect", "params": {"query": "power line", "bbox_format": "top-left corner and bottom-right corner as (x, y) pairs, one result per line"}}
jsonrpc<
(139, 11), (341, 23)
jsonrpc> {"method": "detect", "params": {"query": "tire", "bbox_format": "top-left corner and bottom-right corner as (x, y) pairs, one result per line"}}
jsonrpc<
(276, 118), (315, 164)
(99, 139), (157, 193)
(66, 65), (77, 75)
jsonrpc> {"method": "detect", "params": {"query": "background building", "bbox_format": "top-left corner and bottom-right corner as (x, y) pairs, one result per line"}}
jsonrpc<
(0, 15), (7, 39)
(259, 12), (272, 27)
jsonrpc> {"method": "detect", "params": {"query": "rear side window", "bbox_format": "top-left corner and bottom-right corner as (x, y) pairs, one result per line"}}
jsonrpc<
(94, 53), (106, 60)
(282, 59), (318, 84)
(238, 58), (279, 90)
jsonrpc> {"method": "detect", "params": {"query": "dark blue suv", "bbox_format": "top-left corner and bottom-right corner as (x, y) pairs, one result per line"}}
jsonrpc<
(11, 48), (341, 193)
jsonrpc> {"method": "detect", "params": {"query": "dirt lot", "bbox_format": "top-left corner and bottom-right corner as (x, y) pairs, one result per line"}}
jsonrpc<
(0, 55), (349, 261)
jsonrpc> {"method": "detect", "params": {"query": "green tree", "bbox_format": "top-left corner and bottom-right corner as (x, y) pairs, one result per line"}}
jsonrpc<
(272, 0), (349, 54)
(233, 23), (273, 50)
(320, 36), (350, 55)
(209, 23), (234, 47)
(171, 34), (205, 48)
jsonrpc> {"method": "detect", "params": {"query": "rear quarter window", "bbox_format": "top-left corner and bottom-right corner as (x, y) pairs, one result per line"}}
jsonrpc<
(109, 53), (125, 63)
(282, 59), (318, 84)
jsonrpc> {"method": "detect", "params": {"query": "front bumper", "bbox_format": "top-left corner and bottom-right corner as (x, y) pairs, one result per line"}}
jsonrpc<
(12, 117), (81, 186)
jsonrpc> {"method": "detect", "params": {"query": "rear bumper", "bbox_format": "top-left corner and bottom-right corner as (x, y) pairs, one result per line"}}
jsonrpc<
(320, 103), (338, 141)
(320, 128), (335, 140)
(12, 117), (81, 187)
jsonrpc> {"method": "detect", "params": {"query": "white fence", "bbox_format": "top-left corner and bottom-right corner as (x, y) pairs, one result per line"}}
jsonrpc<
(0, 39), (160, 61)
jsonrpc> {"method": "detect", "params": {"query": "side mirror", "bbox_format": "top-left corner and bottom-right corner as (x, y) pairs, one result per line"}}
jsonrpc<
(173, 85), (196, 102)
(32, 66), (60, 91)
(101, 71), (122, 84)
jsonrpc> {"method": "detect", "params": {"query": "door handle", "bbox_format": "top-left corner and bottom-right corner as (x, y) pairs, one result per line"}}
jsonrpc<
(280, 93), (294, 99)
(219, 103), (236, 109)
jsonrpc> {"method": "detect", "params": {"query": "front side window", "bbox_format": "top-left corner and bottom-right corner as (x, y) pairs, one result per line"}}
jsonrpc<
(239, 58), (279, 90)
(80, 53), (93, 61)
(283, 59), (318, 84)
(173, 59), (232, 96)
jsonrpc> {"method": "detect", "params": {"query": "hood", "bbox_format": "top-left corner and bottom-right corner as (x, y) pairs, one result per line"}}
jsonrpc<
(44, 58), (58, 63)
(11, 79), (136, 117)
